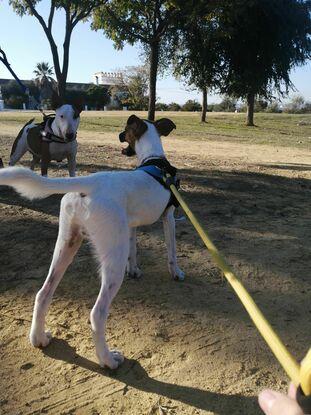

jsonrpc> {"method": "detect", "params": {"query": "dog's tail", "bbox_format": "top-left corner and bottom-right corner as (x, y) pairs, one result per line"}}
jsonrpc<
(0, 167), (94, 200)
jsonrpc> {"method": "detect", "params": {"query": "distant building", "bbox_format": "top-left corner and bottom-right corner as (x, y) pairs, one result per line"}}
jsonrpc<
(0, 87), (4, 110)
(93, 72), (124, 87)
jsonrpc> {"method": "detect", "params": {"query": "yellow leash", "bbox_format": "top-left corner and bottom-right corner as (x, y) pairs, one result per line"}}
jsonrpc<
(166, 176), (310, 397)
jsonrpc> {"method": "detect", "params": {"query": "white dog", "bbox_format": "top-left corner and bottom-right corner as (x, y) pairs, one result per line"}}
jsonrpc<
(9, 97), (83, 177)
(0, 115), (184, 369)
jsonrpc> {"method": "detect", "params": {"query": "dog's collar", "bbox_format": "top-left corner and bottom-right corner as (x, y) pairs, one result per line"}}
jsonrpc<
(139, 155), (166, 167)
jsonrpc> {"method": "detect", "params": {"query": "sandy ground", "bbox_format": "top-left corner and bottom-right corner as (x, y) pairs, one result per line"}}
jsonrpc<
(0, 122), (310, 415)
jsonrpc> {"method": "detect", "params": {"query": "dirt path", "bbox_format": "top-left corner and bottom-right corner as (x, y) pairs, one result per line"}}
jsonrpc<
(0, 126), (310, 415)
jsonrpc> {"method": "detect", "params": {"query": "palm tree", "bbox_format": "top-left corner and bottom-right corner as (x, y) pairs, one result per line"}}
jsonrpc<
(34, 62), (54, 84)
(34, 62), (56, 104)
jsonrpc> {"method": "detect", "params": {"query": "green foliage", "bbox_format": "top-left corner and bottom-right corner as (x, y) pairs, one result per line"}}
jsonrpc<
(216, 0), (311, 99)
(265, 101), (282, 113)
(85, 85), (110, 110)
(181, 100), (202, 112)
(167, 102), (181, 111)
(1, 80), (39, 108)
(155, 102), (169, 111)
(120, 66), (149, 110)
(283, 95), (311, 113)
(33, 62), (54, 81)
(92, 0), (189, 119)
(172, 7), (222, 92)
(214, 96), (237, 112)
(9, 0), (99, 19)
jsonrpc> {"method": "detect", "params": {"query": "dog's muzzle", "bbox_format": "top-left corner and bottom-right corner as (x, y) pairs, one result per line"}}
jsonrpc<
(122, 145), (136, 157)
(119, 131), (126, 142)
(119, 131), (136, 156)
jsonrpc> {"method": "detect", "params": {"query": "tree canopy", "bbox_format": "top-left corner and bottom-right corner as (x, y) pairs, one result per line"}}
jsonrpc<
(216, 0), (311, 124)
(92, 0), (182, 120)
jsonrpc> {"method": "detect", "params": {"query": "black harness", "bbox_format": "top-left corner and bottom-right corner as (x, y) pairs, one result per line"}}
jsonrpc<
(40, 116), (76, 144)
(137, 158), (180, 208)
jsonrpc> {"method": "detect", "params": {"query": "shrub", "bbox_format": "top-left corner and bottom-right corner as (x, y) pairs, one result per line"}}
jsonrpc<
(182, 100), (202, 111)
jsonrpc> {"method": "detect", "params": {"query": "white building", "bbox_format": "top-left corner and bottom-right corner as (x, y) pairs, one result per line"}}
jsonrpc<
(93, 72), (124, 87)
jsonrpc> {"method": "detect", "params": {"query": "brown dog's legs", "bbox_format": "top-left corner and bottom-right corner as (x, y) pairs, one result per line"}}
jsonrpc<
(41, 141), (51, 176)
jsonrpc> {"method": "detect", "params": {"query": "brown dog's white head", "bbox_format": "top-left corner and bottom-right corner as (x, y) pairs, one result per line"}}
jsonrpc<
(119, 115), (176, 162)
(51, 92), (84, 142)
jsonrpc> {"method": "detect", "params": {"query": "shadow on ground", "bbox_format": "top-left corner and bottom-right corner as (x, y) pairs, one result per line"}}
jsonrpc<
(43, 338), (259, 414)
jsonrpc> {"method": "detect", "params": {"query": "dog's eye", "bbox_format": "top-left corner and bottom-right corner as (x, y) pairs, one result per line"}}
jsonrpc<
(60, 115), (64, 119)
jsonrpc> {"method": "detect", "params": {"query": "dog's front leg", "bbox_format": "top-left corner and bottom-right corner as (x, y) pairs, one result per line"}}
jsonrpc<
(125, 227), (142, 279)
(67, 154), (76, 177)
(162, 206), (185, 281)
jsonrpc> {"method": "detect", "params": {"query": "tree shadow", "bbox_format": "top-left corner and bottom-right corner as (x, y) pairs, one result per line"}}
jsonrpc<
(42, 337), (259, 414)
(258, 163), (311, 172)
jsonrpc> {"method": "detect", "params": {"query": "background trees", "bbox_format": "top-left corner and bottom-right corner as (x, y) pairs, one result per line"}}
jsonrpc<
(33, 62), (56, 105)
(215, 0), (311, 125)
(92, 0), (180, 120)
(172, 8), (222, 122)
(4, 0), (311, 120)
(85, 85), (110, 109)
(9, 0), (101, 99)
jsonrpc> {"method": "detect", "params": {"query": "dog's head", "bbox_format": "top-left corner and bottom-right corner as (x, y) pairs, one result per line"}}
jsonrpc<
(119, 115), (176, 160)
(51, 92), (84, 142)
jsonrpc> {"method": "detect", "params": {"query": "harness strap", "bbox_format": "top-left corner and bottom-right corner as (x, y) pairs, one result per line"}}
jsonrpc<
(41, 117), (76, 144)
(137, 158), (180, 208)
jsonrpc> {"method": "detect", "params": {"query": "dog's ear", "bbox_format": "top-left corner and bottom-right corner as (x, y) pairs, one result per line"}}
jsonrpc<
(51, 91), (63, 110)
(127, 114), (148, 139)
(154, 118), (176, 136)
(72, 97), (84, 118)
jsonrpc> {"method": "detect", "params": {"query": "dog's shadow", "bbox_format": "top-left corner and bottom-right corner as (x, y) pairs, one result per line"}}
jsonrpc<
(43, 338), (259, 414)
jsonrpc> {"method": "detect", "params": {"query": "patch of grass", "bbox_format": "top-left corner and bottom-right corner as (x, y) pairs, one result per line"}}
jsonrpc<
(0, 111), (310, 149)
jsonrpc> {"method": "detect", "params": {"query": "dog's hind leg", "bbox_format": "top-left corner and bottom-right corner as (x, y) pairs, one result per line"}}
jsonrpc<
(29, 196), (83, 348)
(87, 207), (129, 369)
(163, 206), (185, 281)
(30, 155), (40, 170)
(9, 130), (29, 166)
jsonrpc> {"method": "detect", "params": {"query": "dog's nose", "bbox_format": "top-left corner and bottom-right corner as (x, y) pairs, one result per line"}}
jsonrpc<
(119, 131), (126, 142)
(66, 132), (75, 141)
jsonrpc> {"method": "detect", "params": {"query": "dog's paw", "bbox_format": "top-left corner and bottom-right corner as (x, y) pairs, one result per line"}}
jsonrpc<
(173, 267), (185, 282)
(99, 349), (124, 370)
(125, 266), (142, 279)
(29, 330), (52, 348)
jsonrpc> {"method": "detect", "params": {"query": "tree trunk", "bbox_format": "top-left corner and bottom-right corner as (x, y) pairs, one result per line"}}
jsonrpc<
(201, 87), (207, 122)
(148, 41), (159, 121)
(246, 93), (255, 126)
(57, 76), (67, 101)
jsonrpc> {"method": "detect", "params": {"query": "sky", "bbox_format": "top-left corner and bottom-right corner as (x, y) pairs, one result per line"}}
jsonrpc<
(0, 1), (310, 105)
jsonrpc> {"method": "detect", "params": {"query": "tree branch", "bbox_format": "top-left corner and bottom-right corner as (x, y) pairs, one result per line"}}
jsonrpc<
(48, 0), (55, 30)
(23, 0), (62, 81)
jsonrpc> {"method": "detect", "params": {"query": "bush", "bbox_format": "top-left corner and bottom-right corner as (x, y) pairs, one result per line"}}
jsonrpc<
(181, 100), (202, 112)
(214, 96), (237, 112)
(1, 80), (39, 109)
(167, 102), (181, 111)
(85, 85), (110, 110)
(265, 101), (282, 113)
(155, 102), (168, 111)
(283, 95), (311, 114)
